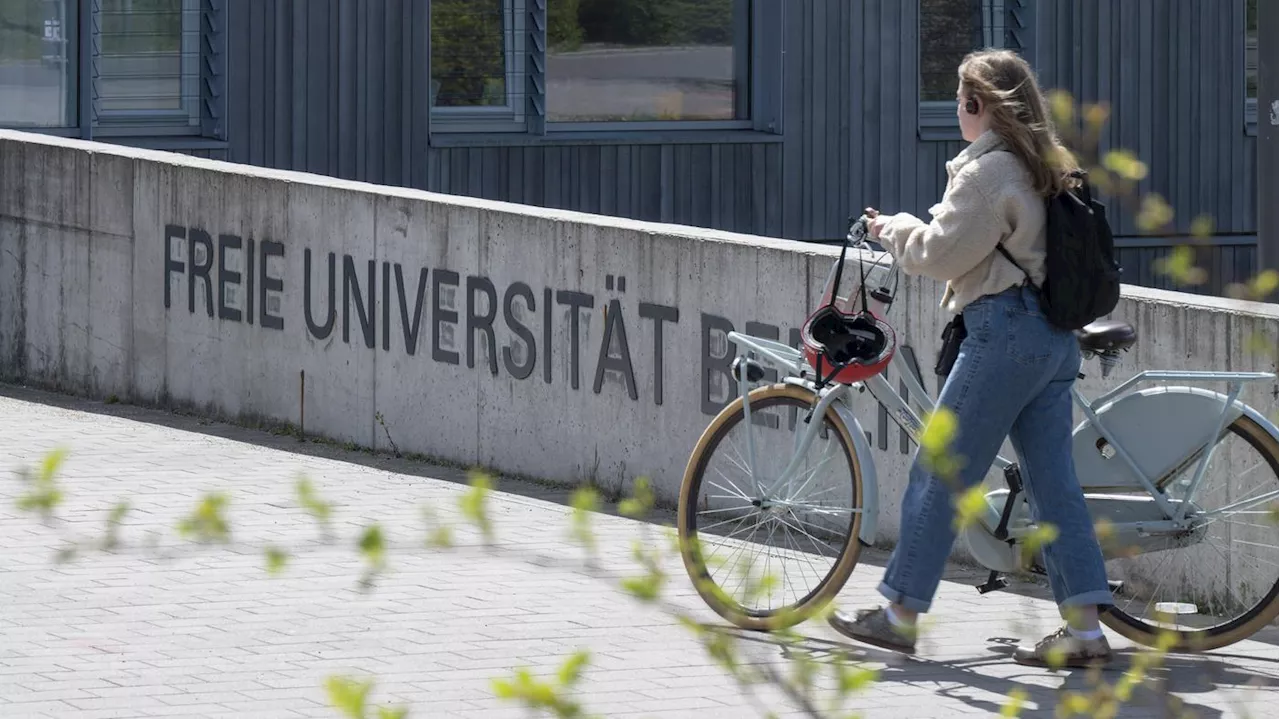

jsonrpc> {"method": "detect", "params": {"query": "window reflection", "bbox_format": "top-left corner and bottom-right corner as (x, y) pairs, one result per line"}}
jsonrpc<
(0, 0), (77, 127)
(431, 0), (510, 108)
(546, 0), (742, 123)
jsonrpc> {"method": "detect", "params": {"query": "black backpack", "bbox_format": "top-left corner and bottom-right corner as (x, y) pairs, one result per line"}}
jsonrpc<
(996, 170), (1122, 331)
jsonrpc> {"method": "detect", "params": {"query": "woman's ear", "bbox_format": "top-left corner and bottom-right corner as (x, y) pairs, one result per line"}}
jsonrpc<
(964, 97), (980, 116)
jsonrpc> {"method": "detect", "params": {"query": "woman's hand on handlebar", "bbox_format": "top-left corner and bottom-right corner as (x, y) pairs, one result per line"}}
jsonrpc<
(863, 207), (889, 239)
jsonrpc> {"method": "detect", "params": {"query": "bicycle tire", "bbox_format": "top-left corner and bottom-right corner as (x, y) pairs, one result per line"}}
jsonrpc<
(1099, 414), (1279, 652)
(676, 383), (865, 632)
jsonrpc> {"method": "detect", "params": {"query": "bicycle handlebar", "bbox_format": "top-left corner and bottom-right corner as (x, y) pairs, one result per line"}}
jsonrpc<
(841, 213), (900, 306)
(846, 214), (886, 253)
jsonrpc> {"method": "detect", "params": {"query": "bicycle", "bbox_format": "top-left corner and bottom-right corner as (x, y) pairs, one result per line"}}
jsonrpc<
(675, 215), (1278, 652)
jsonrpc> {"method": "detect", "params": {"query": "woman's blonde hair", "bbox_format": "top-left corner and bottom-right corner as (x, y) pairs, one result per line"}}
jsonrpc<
(958, 49), (1078, 197)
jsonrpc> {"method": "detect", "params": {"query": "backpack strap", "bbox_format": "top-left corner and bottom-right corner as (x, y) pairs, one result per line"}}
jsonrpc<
(995, 243), (1037, 290)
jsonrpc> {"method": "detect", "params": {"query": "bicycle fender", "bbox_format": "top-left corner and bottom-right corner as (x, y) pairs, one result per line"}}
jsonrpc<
(1072, 385), (1276, 492)
(830, 397), (879, 546)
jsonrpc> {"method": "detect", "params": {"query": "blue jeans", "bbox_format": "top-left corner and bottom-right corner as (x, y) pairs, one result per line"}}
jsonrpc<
(878, 285), (1113, 613)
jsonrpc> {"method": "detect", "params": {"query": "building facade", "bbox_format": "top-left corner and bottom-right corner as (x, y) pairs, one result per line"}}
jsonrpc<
(2, 0), (1273, 295)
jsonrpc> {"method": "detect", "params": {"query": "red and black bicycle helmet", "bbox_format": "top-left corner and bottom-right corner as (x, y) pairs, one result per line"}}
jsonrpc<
(801, 306), (895, 385)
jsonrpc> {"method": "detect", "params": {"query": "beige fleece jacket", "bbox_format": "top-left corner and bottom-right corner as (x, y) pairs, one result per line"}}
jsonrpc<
(879, 130), (1047, 314)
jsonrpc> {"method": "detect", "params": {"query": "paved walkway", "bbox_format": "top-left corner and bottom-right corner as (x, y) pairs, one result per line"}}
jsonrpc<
(0, 385), (1275, 719)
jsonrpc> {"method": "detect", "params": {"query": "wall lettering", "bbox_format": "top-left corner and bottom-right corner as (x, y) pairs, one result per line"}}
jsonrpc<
(432, 269), (460, 366)
(638, 303), (678, 406)
(394, 264), (429, 356)
(467, 276), (499, 375)
(217, 234), (242, 322)
(159, 223), (919, 452)
(503, 282), (537, 381)
(343, 256), (376, 348)
(304, 249), (336, 340)
(260, 240), (285, 330)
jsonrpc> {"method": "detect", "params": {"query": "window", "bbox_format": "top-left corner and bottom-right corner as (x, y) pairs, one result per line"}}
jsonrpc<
(1246, 0), (1258, 131)
(95, 0), (201, 132)
(430, 0), (526, 132)
(0, 0), (79, 127)
(0, 0), (222, 138)
(545, 0), (751, 126)
(918, 0), (1007, 138)
(428, 0), (778, 138)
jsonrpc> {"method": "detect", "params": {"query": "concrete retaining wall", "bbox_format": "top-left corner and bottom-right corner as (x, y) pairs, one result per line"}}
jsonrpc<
(1, 130), (1276, 560)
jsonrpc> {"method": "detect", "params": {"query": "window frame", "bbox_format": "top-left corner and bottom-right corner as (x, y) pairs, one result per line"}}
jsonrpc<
(427, 0), (784, 143)
(1245, 0), (1258, 135)
(0, 0), (226, 142)
(428, 0), (528, 134)
(91, 0), (203, 136)
(917, 0), (1007, 141)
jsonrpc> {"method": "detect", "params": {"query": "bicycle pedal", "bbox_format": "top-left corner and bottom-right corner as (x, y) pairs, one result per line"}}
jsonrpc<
(976, 571), (1009, 595)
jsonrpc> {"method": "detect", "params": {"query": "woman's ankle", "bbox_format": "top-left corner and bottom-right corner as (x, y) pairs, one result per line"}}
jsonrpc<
(887, 603), (918, 626)
(1063, 604), (1101, 633)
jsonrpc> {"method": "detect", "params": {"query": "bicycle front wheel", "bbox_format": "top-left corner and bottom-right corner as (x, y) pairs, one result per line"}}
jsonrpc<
(677, 383), (865, 631)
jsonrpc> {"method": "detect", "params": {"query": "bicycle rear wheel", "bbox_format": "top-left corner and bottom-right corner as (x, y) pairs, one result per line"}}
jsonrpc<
(1099, 414), (1278, 651)
(677, 383), (865, 631)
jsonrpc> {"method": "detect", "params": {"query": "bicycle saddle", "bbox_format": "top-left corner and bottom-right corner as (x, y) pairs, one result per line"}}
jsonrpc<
(1074, 320), (1137, 353)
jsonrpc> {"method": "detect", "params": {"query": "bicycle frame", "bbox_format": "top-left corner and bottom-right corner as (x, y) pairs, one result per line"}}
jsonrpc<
(727, 224), (1278, 554)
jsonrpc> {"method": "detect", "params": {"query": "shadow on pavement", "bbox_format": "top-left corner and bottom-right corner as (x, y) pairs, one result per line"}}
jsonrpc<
(4, 381), (1277, 718)
(721, 626), (1278, 718)
(0, 382), (672, 523)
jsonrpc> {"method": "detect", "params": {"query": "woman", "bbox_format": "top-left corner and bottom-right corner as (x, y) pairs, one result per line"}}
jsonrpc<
(825, 49), (1115, 668)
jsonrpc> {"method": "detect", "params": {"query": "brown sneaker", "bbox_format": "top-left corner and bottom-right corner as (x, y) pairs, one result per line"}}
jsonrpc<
(827, 607), (918, 655)
(1014, 626), (1112, 668)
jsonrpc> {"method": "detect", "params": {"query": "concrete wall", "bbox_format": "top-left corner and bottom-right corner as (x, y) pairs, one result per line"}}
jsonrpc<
(1, 130), (1277, 561)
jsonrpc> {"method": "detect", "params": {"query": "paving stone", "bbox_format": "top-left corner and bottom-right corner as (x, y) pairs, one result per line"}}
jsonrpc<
(0, 385), (1275, 719)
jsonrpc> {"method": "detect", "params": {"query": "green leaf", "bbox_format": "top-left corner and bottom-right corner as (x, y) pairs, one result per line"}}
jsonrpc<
(325, 675), (373, 719)
(557, 650), (590, 686)
(999, 687), (1027, 717)
(1155, 245), (1207, 287)
(39, 448), (69, 483)
(1023, 523), (1059, 551)
(99, 500), (131, 550)
(1136, 193), (1175, 232)
(459, 471), (495, 541)
(376, 706), (409, 719)
(296, 476), (333, 525)
(1189, 215), (1216, 239)
(836, 665), (879, 695)
(264, 546), (289, 575)
(16, 486), (63, 516)
(421, 505), (455, 548)
(1249, 270), (1279, 299)
(359, 524), (386, 568)
(952, 486), (988, 531)
(568, 487), (600, 552)
(620, 574), (663, 602)
(1083, 102), (1110, 129)
(490, 678), (518, 700)
(176, 492), (231, 543)
(1102, 149), (1148, 181)
(618, 477), (655, 519)
(16, 449), (70, 518)
(1047, 90), (1075, 126)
